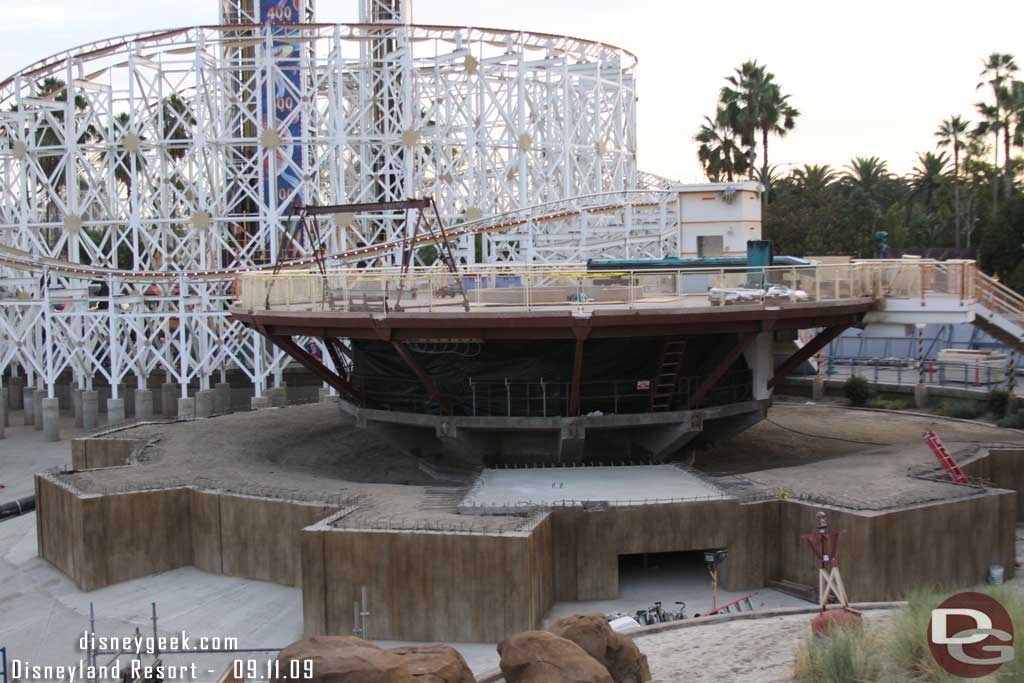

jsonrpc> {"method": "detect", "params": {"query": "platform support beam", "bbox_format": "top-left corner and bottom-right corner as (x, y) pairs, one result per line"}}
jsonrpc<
(768, 324), (851, 389)
(391, 341), (450, 414)
(689, 333), (758, 409)
(568, 333), (588, 417)
(262, 332), (360, 404)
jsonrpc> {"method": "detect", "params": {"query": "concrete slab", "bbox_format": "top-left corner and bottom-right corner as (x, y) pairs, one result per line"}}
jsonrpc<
(459, 464), (727, 513)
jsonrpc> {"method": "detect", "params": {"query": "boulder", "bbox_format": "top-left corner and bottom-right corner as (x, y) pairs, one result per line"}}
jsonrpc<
(548, 614), (650, 683)
(605, 634), (651, 683)
(548, 614), (613, 664)
(811, 608), (863, 637)
(275, 636), (412, 683)
(498, 631), (613, 683)
(389, 645), (474, 683)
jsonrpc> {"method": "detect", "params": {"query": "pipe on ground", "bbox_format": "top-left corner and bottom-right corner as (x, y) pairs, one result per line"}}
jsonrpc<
(0, 495), (35, 521)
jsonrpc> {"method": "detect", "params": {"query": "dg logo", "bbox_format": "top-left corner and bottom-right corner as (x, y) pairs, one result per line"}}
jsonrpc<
(928, 592), (1015, 678)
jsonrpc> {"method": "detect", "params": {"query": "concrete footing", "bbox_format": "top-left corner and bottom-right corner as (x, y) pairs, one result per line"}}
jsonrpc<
(319, 388), (334, 403)
(178, 397), (196, 420)
(215, 382), (231, 414)
(161, 383), (179, 419)
(196, 390), (215, 418)
(81, 391), (98, 431)
(42, 397), (60, 442)
(269, 385), (288, 408)
(8, 376), (24, 410)
(251, 395), (272, 410)
(135, 389), (154, 421)
(914, 383), (929, 409)
(107, 398), (125, 427)
(812, 377), (825, 401)
(72, 388), (83, 427)
(0, 389), (6, 438)
(23, 389), (35, 428)
(23, 387), (34, 425)
(33, 390), (43, 430)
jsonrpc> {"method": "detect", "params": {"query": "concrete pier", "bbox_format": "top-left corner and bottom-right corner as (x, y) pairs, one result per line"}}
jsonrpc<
(107, 398), (125, 427)
(134, 389), (154, 421)
(81, 391), (98, 431)
(72, 388), (83, 427)
(195, 390), (215, 418)
(161, 383), (179, 419)
(42, 397), (60, 442)
(812, 377), (825, 401)
(0, 388), (6, 438)
(22, 387), (34, 426)
(8, 376), (24, 410)
(33, 390), (43, 430)
(178, 397), (196, 420)
(914, 384), (929, 409)
(251, 395), (272, 410)
(215, 382), (231, 414)
(269, 384), (288, 408)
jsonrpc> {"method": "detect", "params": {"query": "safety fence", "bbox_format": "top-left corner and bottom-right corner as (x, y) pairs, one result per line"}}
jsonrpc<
(237, 259), (985, 315)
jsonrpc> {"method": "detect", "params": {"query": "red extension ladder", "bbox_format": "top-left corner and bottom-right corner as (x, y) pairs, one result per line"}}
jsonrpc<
(923, 430), (970, 484)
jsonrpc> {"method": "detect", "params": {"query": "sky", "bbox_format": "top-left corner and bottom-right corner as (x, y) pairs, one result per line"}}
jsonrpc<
(2, 0), (1021, 182)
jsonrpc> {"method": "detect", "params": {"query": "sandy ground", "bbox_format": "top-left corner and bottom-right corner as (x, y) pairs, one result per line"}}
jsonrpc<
(634, 526), (1024, 683)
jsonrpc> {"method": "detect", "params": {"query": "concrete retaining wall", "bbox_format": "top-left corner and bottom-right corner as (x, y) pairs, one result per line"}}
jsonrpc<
(35, 447), (1024, 642)
(70, 437), (146, 470)
(300, 513), (552, 643)
(35, 473), (335, 591)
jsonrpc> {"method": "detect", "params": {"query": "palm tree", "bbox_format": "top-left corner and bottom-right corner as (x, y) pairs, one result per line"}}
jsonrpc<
(161, 94), (195, 160)
(977, 53), (1018, 197)
(718, 59), (799, 193)
(694, 114), (748, 182)
(935, 115), (970, 248)
(790, 164), (836, 194)
(33, 77), (94, 192)
(909, 151), (949, 221)
(842, 156), (890, 194)
(975, 102), (1003, 214)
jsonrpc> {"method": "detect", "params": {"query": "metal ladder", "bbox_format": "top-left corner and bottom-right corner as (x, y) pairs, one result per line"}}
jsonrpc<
(923, 430), (970, 484)
(651, 340), (687, 410)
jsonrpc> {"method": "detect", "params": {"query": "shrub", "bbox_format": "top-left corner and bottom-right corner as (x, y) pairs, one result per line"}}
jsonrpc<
(867, 397), (911, 410)
(842, 375), (874, 407)
(934, 399), (982, 419)
(988, 389), (1010, 417)
(794, 622), (882, 683)
(997, 412), (1024, 429)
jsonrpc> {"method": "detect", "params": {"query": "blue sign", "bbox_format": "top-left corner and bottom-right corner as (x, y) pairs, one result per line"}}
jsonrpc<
(261, 1), (304, 213)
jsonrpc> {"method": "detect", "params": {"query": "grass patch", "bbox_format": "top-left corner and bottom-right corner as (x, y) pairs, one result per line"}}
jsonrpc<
(795, 587), (1024, 682)
(933, 399), (982, 420)
(867, 397), (911, 410)
(795, 621), (883, 683)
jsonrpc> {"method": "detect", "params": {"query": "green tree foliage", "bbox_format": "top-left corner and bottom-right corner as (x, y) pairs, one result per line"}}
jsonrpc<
(697, 54), (1024, 279)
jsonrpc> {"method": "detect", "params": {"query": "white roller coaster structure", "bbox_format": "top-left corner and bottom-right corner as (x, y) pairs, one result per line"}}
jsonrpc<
(0, 0), (683, 413)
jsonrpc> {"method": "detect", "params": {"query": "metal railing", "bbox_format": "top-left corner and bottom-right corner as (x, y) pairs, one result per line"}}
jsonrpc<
(235, 259), (986, 315)
(821, 357), (1011, 388)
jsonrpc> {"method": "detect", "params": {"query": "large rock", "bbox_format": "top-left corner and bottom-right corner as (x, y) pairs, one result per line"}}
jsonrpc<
(389, 645), (474, 683)
(275, 636), (412, 683)
(498, 631), (613, 683)
(811, 608), (863, 637)
(548, 614), (650, 683)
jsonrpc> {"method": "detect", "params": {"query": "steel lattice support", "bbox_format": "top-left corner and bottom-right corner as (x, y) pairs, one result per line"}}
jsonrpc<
(0, 4), (660, 398)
